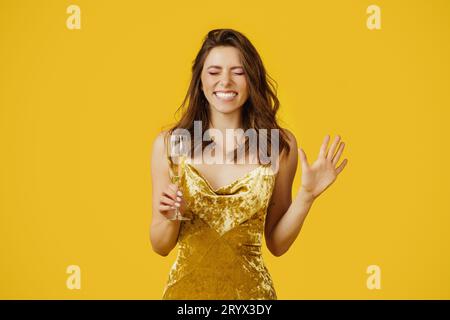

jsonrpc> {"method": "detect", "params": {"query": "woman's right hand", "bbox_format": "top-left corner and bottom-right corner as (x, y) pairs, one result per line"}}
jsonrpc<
(159, 183), (184, 219)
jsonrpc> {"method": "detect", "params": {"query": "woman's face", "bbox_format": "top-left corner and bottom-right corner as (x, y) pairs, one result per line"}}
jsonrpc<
(201, 46), (249, 115)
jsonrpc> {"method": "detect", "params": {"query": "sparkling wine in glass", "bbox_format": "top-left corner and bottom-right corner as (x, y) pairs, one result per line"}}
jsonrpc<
(168, 134), (190, 221)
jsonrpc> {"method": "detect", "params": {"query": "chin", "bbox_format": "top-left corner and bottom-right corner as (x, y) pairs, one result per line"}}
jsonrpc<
(211, 103), (243, 114)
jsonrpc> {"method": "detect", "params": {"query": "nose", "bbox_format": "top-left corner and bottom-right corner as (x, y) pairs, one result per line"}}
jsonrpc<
(219, 72), (232, 87)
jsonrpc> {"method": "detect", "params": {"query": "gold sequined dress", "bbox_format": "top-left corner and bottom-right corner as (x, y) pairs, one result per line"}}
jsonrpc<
(162, 154), (278, 300)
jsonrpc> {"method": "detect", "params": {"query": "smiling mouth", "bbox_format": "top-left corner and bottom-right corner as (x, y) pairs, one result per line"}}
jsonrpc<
(213, 91), (238, 101)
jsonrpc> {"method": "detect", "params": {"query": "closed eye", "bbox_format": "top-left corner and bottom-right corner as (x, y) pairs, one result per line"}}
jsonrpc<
(208, 72), (245, 75)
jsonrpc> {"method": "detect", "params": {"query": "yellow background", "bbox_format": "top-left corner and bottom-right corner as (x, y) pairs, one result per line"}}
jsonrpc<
(1, 0), (449, 299)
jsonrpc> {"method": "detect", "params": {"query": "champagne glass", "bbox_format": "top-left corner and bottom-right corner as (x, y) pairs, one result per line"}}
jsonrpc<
(168, 134), (190, 221)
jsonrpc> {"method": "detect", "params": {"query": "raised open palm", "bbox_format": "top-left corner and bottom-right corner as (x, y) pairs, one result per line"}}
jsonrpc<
(298, 135), (348, 199)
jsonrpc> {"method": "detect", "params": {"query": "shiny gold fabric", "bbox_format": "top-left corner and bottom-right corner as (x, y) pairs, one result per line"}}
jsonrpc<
(162, 155), (278, 300)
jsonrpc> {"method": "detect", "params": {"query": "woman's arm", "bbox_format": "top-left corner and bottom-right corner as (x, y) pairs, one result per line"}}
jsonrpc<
(150, 131), (182, 256)
(264, 129), (314, 257)
(264, 131), (348, 257)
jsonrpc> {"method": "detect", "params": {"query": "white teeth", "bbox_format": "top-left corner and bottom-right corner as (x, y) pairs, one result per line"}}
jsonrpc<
(215, 92), (237, 97)
(214, 92), (237, 101)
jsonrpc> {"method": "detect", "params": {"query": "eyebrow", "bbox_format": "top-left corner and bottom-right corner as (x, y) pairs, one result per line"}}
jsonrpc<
(207, 65), (244, 70)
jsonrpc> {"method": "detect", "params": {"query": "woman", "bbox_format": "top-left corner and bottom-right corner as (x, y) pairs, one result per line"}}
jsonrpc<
(150, 29), (348, 299)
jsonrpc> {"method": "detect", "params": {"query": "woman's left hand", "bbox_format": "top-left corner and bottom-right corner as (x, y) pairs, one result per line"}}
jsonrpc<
(298, 134), (348, 200)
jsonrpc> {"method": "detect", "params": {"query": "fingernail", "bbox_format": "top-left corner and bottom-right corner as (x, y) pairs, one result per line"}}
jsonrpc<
(175, 202), (180, 207)
(176, 197), (181, 202)
(177, 191), (183, 196)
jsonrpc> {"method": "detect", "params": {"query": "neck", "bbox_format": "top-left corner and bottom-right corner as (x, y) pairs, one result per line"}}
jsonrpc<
(207, 106), (244, 152)
(208, 108), (243, 134)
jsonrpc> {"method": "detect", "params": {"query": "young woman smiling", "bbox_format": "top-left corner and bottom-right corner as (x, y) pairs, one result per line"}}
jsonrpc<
(150, 29), (348, 299)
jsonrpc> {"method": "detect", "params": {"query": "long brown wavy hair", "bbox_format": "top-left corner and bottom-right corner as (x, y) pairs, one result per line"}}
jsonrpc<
(163, 28), (291, 165)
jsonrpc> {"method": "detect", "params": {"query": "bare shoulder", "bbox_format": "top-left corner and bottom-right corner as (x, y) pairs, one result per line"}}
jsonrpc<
(151, 130), (171, 168)
(152, 130), (170, 153)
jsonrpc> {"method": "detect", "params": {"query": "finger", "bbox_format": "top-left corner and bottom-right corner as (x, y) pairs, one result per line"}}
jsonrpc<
(164, 185), (178, 200)
(173, 195), (182, 206)
(179, 197), (186, 208)
(318, 135), (330, 159)
(159, 204), (175, 212)
(168, 190), (183, 200)
(168, 183), (183, 197)
(327, 135), (341, 160)
(335, 158), (348, 175)
(160, 194), (177, 206)
(332, 142), (345, 166)
(162, 190), (176, 201)
(162, 200), (180, 208)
